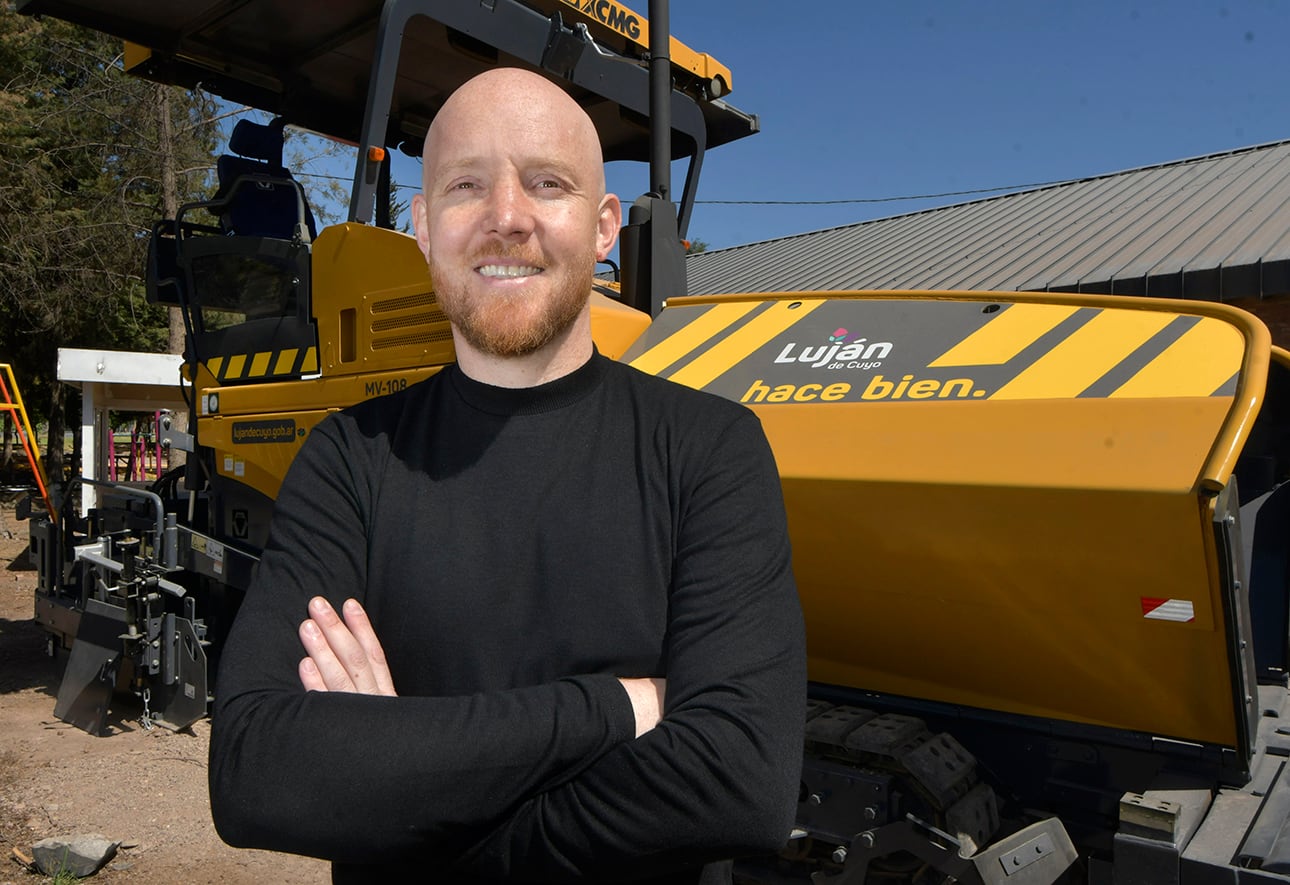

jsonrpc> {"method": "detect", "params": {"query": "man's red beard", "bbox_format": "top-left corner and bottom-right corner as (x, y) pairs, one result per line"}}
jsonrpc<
(430, 244), (595, 358)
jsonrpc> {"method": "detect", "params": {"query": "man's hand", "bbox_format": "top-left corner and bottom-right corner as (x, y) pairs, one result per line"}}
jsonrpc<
(617, 677), (666, 738)
(298, 597), (398, 696)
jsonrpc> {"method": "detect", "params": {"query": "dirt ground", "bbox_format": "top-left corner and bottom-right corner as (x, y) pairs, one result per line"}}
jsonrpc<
(0, 500), (330, 884)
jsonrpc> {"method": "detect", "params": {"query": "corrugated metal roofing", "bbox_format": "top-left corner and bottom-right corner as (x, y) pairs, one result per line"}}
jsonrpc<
(686, 140), (1290, 301)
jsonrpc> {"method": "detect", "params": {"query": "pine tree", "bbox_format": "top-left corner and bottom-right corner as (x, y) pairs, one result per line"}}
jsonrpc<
(0, 6), (218, 478)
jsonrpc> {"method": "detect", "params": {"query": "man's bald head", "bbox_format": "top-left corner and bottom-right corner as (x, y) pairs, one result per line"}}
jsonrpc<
(410, 67), (622, 379)
(422, 68), (606, 197)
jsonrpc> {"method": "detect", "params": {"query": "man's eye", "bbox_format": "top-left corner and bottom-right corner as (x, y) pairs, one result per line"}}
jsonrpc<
(536, 179), (563, 189)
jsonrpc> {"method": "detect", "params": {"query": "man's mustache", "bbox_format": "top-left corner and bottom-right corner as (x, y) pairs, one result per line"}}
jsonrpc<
(468, 243), (547, 267)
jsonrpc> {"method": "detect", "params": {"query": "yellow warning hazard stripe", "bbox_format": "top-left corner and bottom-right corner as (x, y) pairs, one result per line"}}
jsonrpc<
(628, 302), (760, 376)
(930, 303), (1081, 368)
(634, 292), (1257, 405)
(206, 346), (318, 383)
(927, 304), (1245, 400)
(630, 300), (826, 390)
(989, 309), (1176, 400)
(273, 348), (299, 375)
(1110, 318), (1244, 398)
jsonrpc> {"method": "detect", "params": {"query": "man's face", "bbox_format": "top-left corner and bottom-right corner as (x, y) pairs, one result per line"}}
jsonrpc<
(412, 73), (621, 359)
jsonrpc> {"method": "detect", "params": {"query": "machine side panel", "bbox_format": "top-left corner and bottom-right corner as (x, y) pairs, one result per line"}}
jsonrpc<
(625, 291), (1269, 750)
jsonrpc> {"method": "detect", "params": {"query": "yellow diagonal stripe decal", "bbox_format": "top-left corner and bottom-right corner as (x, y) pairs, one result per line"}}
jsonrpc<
(668, 300), (826, 391)
(990, 310), (1174, 400)
(274, 348), (299, 375)
(629, 302), (760, 375)
(1112, 317), (1245, 398)
(224, 354), (246, 380)
(302, 347), (318, 373)
(249, 351), (272, 377)
(930, 303), (1081, 367)
(207, 356), (224, 378)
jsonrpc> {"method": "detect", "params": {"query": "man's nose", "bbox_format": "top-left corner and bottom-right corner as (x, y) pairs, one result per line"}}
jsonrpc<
(484, 180), (535, 237)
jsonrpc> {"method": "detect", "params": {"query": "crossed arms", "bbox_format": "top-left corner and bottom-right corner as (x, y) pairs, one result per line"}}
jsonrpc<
(208, 390), (806, 880)
(298, 595), (667, 739)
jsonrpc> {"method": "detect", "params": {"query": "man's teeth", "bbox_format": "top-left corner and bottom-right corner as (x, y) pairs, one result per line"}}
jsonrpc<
(478, 264), (542, 278)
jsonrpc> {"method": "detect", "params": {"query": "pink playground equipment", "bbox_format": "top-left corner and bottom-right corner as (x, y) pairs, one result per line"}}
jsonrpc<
(108, 412), (167, 483)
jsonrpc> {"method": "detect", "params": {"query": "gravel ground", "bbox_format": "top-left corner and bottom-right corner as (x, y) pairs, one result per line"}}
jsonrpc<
(0, 500), (329, 884)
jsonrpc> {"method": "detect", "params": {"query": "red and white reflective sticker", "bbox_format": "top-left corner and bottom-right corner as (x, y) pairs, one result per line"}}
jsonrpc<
(1141, 597), (1195, 622)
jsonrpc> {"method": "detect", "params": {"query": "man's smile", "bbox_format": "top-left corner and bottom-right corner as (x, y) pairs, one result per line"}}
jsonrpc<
(477, 263), (544, 278)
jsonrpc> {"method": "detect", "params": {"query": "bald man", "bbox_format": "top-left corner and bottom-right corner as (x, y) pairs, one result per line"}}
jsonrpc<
(209, 69), (805, 884)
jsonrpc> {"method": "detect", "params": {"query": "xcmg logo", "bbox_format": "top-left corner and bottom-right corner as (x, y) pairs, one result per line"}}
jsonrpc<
(773, 327), (893, 371)
(562, 0), (642, 40)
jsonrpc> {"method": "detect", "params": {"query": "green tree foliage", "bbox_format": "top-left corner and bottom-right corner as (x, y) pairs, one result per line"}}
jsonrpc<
(387, 184), (412, 234)
(0, 5), (218, 475)
(279, 123), (352, 227)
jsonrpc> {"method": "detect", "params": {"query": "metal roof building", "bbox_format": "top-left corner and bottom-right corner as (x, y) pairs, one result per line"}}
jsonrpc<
(686, 140), (1290, 303)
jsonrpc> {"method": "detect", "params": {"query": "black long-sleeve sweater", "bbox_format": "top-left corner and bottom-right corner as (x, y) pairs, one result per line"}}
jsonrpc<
(208, 353), (806, 883)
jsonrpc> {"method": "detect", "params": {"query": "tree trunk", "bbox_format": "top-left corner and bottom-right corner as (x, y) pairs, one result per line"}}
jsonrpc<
(45, 383), (65, 485)
(2, 419), (13, 475)
(159, 84), (181, 353)
(70, 396), (82, 487)
(157, 84), (188, 469)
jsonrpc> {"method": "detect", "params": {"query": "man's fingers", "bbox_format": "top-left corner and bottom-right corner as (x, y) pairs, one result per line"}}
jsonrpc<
(298, 615), (352, 691)
(296, 597), (397, 696)
(298, 656), (327, 692)
(341, 599), (397, 697)
(303, 596), (376, 691)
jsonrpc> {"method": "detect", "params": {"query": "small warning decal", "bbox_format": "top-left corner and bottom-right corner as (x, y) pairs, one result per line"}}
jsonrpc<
(1141, 597), (1195, 622)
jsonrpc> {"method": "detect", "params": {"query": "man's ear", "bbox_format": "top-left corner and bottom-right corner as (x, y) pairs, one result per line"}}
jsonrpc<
(595, 193), (622, 261)
(411, 193), (431, 261)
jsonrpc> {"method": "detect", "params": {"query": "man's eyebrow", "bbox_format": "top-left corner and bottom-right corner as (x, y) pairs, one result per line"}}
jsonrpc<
(524, 158), (580, 178)
(430, 156), (585, 177)
(428, 158), (485, 180)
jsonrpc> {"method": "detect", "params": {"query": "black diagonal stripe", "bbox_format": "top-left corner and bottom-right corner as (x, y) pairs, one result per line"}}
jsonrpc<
(1077, 315), (1203, 398)
(1211, 370), (1240, 397)
(992, 306), (1103, 382)
(655, 300), (781, 382)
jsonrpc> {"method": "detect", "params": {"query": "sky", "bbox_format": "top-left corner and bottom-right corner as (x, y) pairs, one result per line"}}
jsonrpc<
(370, 0), (1288, 254)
